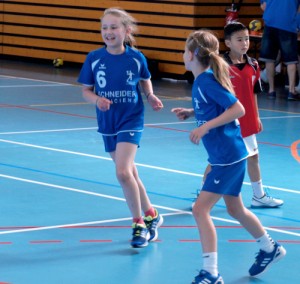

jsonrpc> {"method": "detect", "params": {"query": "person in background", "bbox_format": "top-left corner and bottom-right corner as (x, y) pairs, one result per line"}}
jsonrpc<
(259, 0), (300, 100)
(172, 29), (286, 284)
(78, 7), (163, 248)
(223, 22), (283, 208)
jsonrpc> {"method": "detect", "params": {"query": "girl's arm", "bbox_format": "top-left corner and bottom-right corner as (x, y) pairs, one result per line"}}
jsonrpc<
(82, 86), (112, 111)
(254, 93), (263, 132)
(190, 101), (245, 144)
(139, 79), (163, 111)
(171, 108), (194, 120)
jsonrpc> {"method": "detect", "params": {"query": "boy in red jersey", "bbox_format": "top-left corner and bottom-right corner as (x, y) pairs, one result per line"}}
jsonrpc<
(223, 22), (283, 208)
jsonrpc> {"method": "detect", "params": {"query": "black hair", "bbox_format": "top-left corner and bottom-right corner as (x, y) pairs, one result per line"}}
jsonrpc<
(224, 22), (248, 40)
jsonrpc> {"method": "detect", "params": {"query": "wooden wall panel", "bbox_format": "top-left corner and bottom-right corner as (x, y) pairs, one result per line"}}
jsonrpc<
(0, 0), (263, 79)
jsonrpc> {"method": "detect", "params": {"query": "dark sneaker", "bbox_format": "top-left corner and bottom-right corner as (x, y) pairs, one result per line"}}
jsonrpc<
(131, 223), (150, 248)
(192, 270), (224, 284)
(249, 242), (286, 276)
(144, 209), (163, 242)
(287, 92), (299, 101)
(267, 91), (276, 99)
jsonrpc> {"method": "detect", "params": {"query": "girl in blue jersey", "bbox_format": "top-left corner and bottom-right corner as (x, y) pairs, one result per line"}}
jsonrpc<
(78, 8), (163, 248)
(172, 30), (285, 284)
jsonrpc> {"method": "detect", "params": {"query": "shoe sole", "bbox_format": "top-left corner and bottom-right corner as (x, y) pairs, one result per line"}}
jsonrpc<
(149, 215), (164, 242)
(249, 246), (286, 277)
(251, 203), (283, 208)
(131, 232), (150, 248)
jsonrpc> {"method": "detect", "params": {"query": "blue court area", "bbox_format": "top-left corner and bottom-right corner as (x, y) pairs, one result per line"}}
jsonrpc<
(0, 63), (299, 284)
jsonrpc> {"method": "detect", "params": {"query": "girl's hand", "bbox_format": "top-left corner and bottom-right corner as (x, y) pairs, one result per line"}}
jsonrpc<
(147, 93), (164, 111)
(171, 108), (193, 120)
(96, 97), (113, 111)
(190, 125), (209, 145)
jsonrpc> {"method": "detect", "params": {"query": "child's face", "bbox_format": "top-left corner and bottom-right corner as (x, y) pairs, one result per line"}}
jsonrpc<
(183, 46), (192, 71)
(225, 29), (249, 56)
(101, 14), (128, 50)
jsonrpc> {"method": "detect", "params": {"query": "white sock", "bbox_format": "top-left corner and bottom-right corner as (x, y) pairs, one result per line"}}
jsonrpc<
(256, 233), (275, 253)
(252, 180), (264, 198)
(202, 252), (218, 277)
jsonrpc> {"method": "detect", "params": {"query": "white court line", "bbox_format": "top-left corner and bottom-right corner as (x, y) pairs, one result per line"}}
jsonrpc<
(0, 122), (192, 135)
(0, 212), (185, 236)
(0, 174), (299, 237)
(0, 138), (299, 194)
(0, 84), (72, 88)
(0, 74), (72, 86)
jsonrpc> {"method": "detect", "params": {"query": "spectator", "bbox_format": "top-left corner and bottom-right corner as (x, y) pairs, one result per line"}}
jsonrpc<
(259, 0), (300, 100)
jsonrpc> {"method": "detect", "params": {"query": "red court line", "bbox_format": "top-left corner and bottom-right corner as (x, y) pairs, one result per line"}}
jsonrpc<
(0, 103), (297, 150)
(0, 242), (12, 245)
(291, 140), (300, 163)
(1, 104), (95, 119)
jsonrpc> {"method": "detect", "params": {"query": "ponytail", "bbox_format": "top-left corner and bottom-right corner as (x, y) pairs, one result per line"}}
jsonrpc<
(186, 30), (235, 95)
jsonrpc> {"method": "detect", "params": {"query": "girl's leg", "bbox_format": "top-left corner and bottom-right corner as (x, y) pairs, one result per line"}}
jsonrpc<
(193, 190), (222, 278)
(110, 142), (142, 219)
(193, 191), (222, 252)
(224, 194), (286, 276)
(132, 163), (153, 213)
(224, 194), (265, 238)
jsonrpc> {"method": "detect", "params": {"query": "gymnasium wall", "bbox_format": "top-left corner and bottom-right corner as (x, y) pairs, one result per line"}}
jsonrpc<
(0, 0), (263, 79)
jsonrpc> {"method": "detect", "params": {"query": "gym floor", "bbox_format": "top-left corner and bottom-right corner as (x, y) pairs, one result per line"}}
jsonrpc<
(0, 58), (299, 284)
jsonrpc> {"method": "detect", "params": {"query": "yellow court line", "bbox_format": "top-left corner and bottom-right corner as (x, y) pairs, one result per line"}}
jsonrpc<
(30, 102), (89, 107)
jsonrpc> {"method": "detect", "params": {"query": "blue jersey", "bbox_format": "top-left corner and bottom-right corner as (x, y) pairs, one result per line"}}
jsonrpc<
(78, 46), (151, 135)
(260, 0), (300, 33)
(192, 69), (248, 166)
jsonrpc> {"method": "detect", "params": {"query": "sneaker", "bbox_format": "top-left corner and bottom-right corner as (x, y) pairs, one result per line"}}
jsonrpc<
(192, 270), (224, 284)
(249, 242), (286, 277)
(295, 85), (300, 93)
(144, 209), (163, 242)
(267, 91), (276, 99)
(287, 92), (299, 101)
(131, 223), (150, 248)
(251, 194), (284, 208)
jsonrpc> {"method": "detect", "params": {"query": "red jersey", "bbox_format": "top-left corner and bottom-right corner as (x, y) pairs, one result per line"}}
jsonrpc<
(224, 52), (263, 138)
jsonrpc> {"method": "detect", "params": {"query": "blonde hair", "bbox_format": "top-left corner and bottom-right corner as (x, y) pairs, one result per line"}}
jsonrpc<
(186, 30), (235, 95)
(101, 7), (138, 47)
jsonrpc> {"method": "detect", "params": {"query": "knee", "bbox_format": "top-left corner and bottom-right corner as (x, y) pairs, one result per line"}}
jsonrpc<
(116, 168), (131, 183)
(192, 203), (207, 220)
(226, 205), (240, 219)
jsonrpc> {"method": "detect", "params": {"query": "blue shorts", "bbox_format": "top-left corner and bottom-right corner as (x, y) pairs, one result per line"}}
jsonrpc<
(259, 26), (298, 65)
(202, 159), (246, 197)
(102, 131), (142, 152)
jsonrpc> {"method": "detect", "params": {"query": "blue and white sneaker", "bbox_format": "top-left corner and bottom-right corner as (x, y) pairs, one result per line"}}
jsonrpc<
(131, 223), (150, 248)
(144, 209), (163, 242)
(251, 191), (284, 208)
(249, 242), (286, 276)
(192, 270), (224, 284)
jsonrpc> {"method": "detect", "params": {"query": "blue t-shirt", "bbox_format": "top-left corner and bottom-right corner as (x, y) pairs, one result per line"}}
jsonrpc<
(192, 69), (248, 166)
(78, 46), (151, 135)
(260, 0), (300, 33)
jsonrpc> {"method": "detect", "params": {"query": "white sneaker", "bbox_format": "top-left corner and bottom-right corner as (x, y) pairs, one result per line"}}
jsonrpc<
(251, 194), (284, 208)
